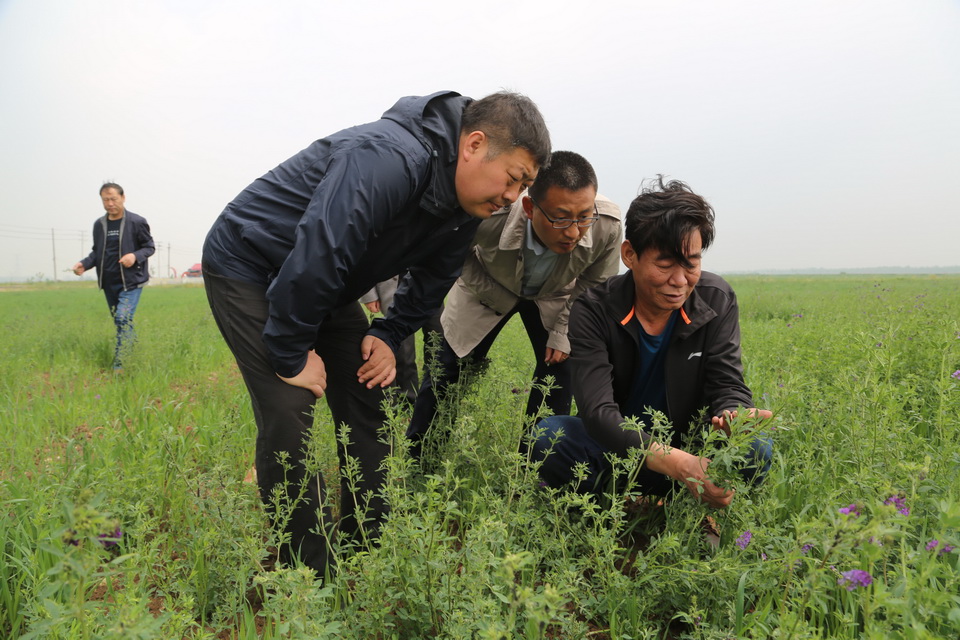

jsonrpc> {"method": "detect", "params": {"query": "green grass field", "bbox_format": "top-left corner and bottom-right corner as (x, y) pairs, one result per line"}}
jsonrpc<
(2, 275), (958, 639)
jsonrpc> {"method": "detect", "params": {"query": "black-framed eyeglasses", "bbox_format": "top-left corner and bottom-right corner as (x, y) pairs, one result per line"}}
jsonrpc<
(529, 197), (599, 229)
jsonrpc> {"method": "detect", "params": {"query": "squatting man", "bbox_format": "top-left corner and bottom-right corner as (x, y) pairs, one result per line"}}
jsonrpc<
(530, 177), (773, 508)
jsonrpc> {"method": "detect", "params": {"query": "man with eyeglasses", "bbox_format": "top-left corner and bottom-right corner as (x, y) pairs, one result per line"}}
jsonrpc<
(407, 150), (621, 460)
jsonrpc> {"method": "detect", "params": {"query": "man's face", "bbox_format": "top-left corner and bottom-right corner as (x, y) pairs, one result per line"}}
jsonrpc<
(101, 188), (125, 219)
(623, 230), (703, 316)
(522, 186), (597, 254)
(455, 132), (538, 219)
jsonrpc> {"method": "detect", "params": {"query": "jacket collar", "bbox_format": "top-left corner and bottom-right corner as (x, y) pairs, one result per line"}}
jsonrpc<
(101, 210), (127, 226)
(497, 198), (529, 250)
(381, 91), (472, 221)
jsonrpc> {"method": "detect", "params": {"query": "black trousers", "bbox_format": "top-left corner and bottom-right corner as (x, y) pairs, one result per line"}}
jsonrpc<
(394, 307), (444, 404)
(407, 298), (572, 458)
(203, 266), (389, 574)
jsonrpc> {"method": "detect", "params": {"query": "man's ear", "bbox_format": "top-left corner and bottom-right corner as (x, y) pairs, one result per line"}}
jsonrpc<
(459, 130), (487, 162)
(620, 240), (636, 269)
(522, 196), (534, 220)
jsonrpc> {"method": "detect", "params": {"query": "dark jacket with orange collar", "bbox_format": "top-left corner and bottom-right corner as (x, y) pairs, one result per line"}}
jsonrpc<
(568, 271), (753, 457)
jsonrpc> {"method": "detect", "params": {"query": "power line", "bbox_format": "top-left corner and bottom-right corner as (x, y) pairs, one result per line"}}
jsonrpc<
(0, 223), (202, 281)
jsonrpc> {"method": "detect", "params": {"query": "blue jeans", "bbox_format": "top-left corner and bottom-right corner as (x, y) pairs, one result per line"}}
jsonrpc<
(530, 415), (773, 497)
(103, 284), (142, 369)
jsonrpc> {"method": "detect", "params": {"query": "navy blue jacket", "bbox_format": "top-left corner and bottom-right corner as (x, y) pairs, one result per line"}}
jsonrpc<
(569, 271), (754, 457)
(80, 210), (155, 291)
(203, 91), (481, 377)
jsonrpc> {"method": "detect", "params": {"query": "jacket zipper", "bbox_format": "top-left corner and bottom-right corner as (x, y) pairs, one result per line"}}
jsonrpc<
(118, 214), (127, 291)
(97, 217), (106, 290)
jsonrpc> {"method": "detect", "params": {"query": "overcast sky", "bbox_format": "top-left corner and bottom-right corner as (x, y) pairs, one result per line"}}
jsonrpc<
(1, 0), (957, 281)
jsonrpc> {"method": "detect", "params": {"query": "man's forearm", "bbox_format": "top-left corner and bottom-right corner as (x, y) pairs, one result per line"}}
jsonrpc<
(645, 440), (688, 480)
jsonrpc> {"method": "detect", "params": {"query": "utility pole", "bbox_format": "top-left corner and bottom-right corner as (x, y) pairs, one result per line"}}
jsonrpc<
(51, 228), (57, 281)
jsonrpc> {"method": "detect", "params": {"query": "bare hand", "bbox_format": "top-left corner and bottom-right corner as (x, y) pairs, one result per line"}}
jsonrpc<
(711, 408), (774, 435)
(357, 335), (396, 389)
(364, 300), (381, 314)
(646, 443), (733, 508)
(543, 347), (569, 366)
(278, 350), (327, 398)
(119, 253), (137, 268)
(678, 454), (734, 508)
(72, 262), (85, 276)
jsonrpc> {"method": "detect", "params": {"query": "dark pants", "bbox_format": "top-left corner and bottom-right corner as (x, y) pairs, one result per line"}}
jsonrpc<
(378, 307), (443, 405)
(203, 266), (389, 575)
(407, 299), (572, 458)
(531, 415), (773, 497)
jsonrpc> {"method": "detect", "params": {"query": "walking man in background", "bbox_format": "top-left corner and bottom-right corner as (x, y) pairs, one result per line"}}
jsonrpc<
(202, 90), (550, 576)
(530, 177), (773, 507)
(407, 151), (622, 460)
(72, 182), (155, 371)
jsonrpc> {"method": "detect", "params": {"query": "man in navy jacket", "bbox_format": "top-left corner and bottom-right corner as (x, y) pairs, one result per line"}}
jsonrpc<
(73, 182), (155, 370)
(530, 177), (772, 509)
(202, 91), (550, 574)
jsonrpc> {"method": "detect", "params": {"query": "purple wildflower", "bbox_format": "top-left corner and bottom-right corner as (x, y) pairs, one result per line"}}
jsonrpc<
(838, 569), (873, 591)
(952, 370), (960, 381)
(63, 525), (122, 548)
(761, 552), (768, 561)
(801, 543), (814, 555)
(736, 530), (752, 550)
(926, 539), (939, 551)
(940, 545), (956, 556)
(98, 526), (122, 548)
(884, 494), (909, 516)
(838, 504), (861, 517)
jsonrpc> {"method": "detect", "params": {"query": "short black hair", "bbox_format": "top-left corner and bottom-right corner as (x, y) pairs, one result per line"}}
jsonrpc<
(100, 182), (124, 196)
(625, 176), (715, 269)
(528, 150), (597, 202)
(461, 91), (551, 168)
